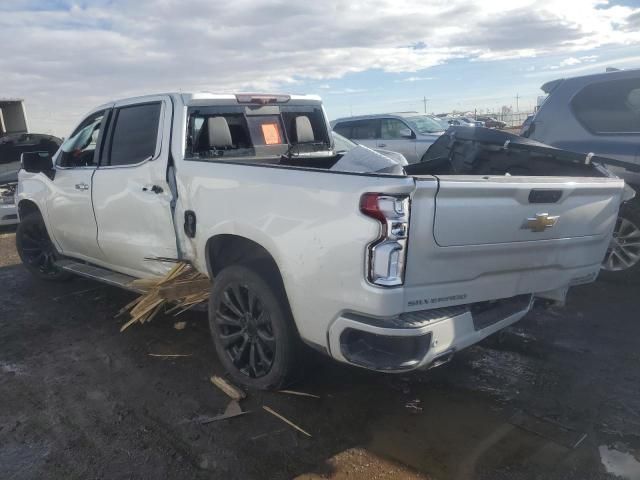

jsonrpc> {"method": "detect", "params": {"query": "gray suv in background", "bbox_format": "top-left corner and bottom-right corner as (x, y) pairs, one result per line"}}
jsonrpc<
(331, 113), (444, 163)
(525, 68), (640, 281)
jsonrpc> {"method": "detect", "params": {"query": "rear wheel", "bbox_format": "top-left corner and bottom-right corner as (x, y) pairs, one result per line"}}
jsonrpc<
(600, 201), (640, 283)
(208, 264), (299, 390)
(16, 213), (71, 281)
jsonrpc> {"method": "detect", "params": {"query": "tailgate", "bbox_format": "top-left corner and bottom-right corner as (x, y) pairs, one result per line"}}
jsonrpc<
(433, 176), (623, 246)
(403, 175), (624, 309)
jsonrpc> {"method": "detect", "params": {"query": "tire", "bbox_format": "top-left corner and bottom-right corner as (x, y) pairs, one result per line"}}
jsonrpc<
(15, 213), (72, 281)
(208, 264), (300, 390)
(600, 200), (640, 283)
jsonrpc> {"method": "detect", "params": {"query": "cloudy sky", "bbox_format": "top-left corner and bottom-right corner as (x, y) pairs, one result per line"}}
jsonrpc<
(2, 0), (640, 135)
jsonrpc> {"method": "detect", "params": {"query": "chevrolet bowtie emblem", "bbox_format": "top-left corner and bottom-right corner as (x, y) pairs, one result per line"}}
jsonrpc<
(522, 213), (559, 232)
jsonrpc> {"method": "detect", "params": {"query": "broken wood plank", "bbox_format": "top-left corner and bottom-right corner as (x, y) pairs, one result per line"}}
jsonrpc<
(210, 375), (246, 401)
(263, 405), (312, 437)
(157, 279), (211, 301)
(119, 261), (210, 331)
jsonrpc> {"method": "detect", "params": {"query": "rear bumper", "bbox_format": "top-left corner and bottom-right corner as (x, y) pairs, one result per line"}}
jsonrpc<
(327, 295), (533, 372)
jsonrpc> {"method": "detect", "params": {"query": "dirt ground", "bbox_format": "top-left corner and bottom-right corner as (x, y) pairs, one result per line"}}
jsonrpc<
(1, 224), (640, 480)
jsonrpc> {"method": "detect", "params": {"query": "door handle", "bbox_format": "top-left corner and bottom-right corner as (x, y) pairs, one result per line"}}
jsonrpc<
(75, 183), (89, 191)
(378, 143), (387, 148)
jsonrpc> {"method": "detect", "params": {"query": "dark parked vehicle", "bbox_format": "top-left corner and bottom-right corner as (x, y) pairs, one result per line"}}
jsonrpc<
(525, 68), (640, 281)
(0, 133), (62, 183)
(476, 116), (507, 129)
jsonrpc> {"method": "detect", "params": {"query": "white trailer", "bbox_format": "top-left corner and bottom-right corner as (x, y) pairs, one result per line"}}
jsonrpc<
(0, 99), (29, 136)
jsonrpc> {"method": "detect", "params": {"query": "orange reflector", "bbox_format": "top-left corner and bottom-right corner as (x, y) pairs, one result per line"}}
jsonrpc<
(261, 123), (282, 145)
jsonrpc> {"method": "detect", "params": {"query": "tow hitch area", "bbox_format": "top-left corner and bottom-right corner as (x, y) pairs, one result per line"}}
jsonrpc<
(428, 348), (455, 369)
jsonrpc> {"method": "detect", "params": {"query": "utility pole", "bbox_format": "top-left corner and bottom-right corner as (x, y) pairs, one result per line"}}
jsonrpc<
(515, 93), (520, 112)
(423, 96), (428, 114)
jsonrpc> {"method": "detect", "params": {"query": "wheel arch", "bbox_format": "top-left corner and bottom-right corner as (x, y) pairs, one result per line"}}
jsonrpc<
(205, 234), (287, 294)
(17, 199), (41, 220)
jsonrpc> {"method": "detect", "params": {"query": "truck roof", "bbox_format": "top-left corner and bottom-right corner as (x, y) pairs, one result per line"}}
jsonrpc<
(94, 92), (322, 110)
(541, 67), (640, 94)
(332, 112), (424, 124)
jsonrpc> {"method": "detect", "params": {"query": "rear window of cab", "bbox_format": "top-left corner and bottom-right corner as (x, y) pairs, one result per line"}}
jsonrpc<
(185, 105), (330, 160)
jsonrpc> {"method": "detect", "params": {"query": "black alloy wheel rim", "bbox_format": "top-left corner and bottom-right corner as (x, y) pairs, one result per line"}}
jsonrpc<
(602, 216), (640, 271)
(20, 221), (60, 276)
(214, 283), (276, 378)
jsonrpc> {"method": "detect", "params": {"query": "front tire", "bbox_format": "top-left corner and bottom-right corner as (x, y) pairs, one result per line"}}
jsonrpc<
(600, 200), (640, 283)
(16, 213), (71, 281)
(208, 264), (299, 390)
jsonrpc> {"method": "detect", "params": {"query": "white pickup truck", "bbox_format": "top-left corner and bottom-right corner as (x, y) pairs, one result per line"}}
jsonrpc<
(16, 93), (625, 389)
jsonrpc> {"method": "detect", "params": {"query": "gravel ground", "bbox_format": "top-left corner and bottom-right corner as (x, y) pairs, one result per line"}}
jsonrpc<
(1, 226), (639, 480)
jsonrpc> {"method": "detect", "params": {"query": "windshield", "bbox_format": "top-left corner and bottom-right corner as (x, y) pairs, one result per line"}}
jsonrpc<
(406, 115), (445, 134)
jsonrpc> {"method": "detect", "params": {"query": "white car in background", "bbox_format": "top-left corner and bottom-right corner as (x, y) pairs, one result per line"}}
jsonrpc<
(442, 116), (478, 127)
(0, 181), (17, 226)
(331, 113), (444, 163)
(331, 131), (408, 166)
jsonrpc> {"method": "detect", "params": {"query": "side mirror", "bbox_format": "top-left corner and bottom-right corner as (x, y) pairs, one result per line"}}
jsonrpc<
(21, 151), (55, 179)
(399, 128), (414, 139)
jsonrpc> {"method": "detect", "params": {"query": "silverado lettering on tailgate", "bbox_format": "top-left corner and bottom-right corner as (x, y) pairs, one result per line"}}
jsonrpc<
(408, 293), (468, 308)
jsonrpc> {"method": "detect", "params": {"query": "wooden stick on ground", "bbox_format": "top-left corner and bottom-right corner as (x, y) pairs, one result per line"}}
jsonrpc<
(278, 390), (321, 399)
(148, 353), (192, 357)
(262, 405), (312, 437)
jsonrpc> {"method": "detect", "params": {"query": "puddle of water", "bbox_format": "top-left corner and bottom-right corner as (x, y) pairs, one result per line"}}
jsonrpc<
(600, 445), (640, 480)
(365, 388), (594, 480)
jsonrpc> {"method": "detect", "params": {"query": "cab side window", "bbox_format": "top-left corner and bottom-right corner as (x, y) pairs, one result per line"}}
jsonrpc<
(351, 120), (380, 139)
(107, 102), (161, 166)
(58, 111), (105, 168)
(381, 118), (409, 139)
(572, 78), (640, 134)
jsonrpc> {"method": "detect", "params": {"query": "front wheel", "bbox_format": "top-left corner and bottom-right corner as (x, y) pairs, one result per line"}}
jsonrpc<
(16, 213), (71, 281)
(600, 201), (640, 283)
(208, 264), (300, 390)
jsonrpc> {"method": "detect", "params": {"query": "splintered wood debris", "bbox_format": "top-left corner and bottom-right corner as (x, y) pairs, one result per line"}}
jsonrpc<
(117, 261), (210, 332)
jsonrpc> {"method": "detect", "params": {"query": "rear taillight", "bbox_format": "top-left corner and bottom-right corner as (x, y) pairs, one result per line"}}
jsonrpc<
(360, 193), (410, 287)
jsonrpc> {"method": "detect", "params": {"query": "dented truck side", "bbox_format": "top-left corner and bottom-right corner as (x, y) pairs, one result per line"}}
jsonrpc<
(16, 92), (625, 389)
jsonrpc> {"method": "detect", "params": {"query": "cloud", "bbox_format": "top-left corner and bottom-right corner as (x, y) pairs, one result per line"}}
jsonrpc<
(527, 54), (640, 77)
(545, 53), (600, 70)
(559, 57), (582, 67)
(396, 76), (435, 82)
(326, 87), (370, 95)
(1, 0), (639, 134)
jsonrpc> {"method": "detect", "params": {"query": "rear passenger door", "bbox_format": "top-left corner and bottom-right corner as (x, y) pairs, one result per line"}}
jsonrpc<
(91, 96), (178, 278)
